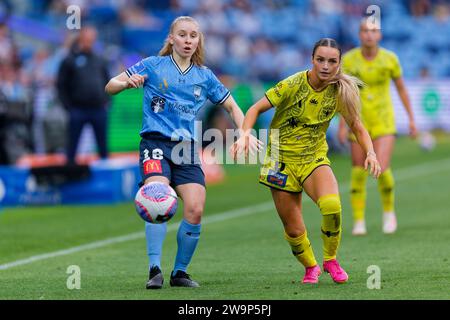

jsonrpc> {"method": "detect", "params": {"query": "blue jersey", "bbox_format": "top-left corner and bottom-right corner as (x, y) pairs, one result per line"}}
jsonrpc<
(126, 55), (231, 141)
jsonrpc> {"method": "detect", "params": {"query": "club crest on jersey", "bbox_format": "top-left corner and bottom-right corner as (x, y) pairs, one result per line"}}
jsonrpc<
(318, 102), (335, 121)
(193, 85), (202, 100)
(151, 96), (166, 113)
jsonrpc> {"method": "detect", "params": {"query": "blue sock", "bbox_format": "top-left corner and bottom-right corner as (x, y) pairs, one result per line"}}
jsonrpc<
(173, 219), (201, 274)
(145, 222), (167, 270)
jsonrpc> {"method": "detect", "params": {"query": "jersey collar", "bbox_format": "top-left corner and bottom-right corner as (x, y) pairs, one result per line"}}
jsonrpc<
(305, 70), (328, 93)
(170, 54), (194, 75)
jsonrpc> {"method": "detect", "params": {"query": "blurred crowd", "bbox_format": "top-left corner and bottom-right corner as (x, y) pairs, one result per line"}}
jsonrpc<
(0, 0), (449, 163)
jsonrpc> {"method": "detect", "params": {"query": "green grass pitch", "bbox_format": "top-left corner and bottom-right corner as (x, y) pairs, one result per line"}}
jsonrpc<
(1, 134), (450, 300)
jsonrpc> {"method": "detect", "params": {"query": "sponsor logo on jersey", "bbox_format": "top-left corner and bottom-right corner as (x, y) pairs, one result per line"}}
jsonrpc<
(273, 87), (282, 98)
(143, 159), (162, 174)
(168, 102), (197, 117)
(309, 98), (318, 105)
(267, 169), (288, 187)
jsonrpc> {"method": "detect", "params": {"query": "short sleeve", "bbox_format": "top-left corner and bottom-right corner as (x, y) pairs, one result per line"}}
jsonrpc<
(265, 76), (292, 108)
(125, 57), (154, 78)
(207, 70), (230, 104)
(390, 53), (402, 79)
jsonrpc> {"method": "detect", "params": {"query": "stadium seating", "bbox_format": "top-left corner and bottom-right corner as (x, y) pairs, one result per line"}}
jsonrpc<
(2, 0), (450, 80)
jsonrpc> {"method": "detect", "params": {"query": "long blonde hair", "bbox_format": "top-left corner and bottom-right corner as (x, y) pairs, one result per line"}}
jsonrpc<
(159, 16), (205, 66)
(312, 38), (363, 124)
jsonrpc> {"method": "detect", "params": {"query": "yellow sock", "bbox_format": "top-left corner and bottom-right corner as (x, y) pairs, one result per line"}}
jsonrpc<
(378, 168), (395, 212)
(318, 194), (342, 261)
(350, 166), (368, 222)
(284, 231), (317, 268)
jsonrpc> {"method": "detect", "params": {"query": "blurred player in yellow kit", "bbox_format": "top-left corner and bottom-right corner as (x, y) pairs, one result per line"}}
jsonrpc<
(339, 19), (417, 235)
(231, 38), (381, 284)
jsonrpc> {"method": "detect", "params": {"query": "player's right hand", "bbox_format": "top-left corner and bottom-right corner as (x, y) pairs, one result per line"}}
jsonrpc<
(230, 134), (264, 160)
(126, 74), (147, 89)
(364, 151), (381, 178)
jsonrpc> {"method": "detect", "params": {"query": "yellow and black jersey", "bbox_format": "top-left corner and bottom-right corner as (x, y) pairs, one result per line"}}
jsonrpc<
(265, 70), (339, 164)
(342, 47), (401, 137)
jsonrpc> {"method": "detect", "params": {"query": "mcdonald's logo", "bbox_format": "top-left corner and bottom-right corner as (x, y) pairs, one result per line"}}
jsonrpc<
(144, 160), (162, 175)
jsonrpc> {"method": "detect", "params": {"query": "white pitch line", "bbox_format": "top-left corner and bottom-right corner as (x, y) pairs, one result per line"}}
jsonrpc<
(1, 157), (449, 271)
(0, 202), (276, 271)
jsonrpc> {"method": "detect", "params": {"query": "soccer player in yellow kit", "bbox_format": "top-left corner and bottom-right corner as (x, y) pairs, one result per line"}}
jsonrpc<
(339, 20), (417, 236)
(231, 38), (381, 284)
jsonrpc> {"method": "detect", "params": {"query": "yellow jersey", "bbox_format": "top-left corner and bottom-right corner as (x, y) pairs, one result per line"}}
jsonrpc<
(265, 70), (339, 164)
(342, 47), (402, 136)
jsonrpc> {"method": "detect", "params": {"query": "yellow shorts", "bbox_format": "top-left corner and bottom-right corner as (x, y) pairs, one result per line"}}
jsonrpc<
(259, 153), (331, 193)
(349, 122), (396, 142)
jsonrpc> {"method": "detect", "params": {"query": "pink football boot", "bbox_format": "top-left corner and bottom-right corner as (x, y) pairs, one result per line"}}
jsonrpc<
(323, 259), (348, 283)
(302, 265), (322, 284)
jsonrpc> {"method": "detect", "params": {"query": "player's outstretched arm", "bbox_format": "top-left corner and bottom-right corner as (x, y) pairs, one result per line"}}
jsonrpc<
(105, 72), (146, 95)
(393, 77), (417, 138)
(221, 95), (245, 130)
(343, 115), (381, 178)
(230, 96), (272, 159)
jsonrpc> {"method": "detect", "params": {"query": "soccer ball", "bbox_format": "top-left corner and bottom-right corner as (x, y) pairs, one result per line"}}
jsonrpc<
(419, 131), (436, 152)
(134, 182), (178, 223)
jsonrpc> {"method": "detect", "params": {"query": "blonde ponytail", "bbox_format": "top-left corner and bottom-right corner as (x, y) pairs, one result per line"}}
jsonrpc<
(327, 69), (363, 125)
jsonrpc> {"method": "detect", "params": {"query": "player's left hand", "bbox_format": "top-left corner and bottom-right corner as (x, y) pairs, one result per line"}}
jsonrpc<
(364, 151), (381, 178)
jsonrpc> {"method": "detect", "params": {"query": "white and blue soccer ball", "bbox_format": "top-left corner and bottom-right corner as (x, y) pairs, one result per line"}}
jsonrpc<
(134, 182), (178, 223)
(419, 131), (436, 152)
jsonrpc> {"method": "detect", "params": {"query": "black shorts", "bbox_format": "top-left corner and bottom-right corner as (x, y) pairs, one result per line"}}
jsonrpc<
(138, 133), (205, 188)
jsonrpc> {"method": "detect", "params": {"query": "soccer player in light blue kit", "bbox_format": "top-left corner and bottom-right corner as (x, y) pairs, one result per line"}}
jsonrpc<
(106, 16), (260, 288)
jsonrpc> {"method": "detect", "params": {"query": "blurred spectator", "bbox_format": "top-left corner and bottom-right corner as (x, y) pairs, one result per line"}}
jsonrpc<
(0, 21), (19, 68)
(420, 65), (431, 79)
(0, 64), (32, 164)
(313, 0), (344, 15)
(56, 26), (110, 164)
(248, 38), (278, 81)
(433, 2), (450, 22)
(2, 0), (450, 88)
(409, 0), (432, 17)
(119, 4), (162, 29)
(24, 48), (52, 154)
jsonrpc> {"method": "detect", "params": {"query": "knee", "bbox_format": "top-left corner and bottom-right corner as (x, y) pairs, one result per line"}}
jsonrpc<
(351, 167), (368, 185)
(379, 169), (395, 187)
(318, 194), (341, 233)
(284, 225), (306, 239)
(184, 203), (204, 224)
(317, 194), (341, 216)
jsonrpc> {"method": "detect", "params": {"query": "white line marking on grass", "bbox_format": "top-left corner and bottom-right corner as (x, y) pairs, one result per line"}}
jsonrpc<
(0, 203), (276, 271)
(1, 157), (449, 271)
